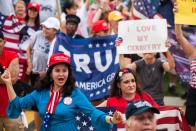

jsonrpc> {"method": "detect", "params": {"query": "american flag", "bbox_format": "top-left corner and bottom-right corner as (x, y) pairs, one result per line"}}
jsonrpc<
(77, 106), (190, 131)
(0, 12), (24, 51)
(76, 107), (117, 131)
(156, 106), (190, 131)
(132, 0), (159, 19)
(132, 0), (174, 26)
(0, 12), (27, 80)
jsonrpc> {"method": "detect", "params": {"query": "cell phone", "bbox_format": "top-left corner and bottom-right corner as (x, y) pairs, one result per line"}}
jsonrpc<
(0, 65), (5, 74)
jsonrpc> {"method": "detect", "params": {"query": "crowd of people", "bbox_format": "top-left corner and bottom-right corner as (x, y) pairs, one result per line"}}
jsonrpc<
(0, 0), (195, 131)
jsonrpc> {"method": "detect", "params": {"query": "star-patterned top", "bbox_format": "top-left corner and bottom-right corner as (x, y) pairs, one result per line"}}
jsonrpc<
(75, 107), (117, 131)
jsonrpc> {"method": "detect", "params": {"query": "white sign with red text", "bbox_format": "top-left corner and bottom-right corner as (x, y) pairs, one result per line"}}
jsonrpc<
(117, 19), (168, 54)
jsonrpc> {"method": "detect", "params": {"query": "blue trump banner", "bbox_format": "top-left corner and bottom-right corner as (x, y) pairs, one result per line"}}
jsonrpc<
(168, 27), (196, 83)
(53, 32), (119, 100)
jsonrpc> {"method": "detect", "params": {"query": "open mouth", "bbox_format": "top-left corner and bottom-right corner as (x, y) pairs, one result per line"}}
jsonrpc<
(58, 78), (64, 82)
(142, 129), (152, 131)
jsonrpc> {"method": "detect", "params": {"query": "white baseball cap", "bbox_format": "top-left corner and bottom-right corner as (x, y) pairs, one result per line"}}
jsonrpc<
(41, 17), (60, 30)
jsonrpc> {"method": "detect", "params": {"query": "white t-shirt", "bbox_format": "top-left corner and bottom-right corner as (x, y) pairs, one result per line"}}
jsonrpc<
(60, 12), (66, 23)
(76, 4), (89, 38)
(31, 0), (56, 22)
(29, 30), (50, 72)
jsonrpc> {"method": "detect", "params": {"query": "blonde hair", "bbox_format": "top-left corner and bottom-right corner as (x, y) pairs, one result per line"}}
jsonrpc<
(15, 0), (26, 7)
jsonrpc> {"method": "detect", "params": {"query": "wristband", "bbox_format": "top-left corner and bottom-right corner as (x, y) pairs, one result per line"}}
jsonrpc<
(110, 117), (114, 124)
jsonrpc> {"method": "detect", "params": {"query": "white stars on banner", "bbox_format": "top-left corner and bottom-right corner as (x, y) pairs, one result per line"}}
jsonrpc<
(96, 91), (100, 95)
(90, 93), (94, 98)
(103, 43), (107, 47)
(89, 86), (112, 98)
(102, 88), (106, 93)
(96, 43), (100, 48)
(88, 44), (93, 48)
(109, 42), (114, 45)
(88, 42), (114, 48)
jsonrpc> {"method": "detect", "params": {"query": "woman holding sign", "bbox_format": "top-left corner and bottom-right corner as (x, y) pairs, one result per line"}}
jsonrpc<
(174, 2), (196, 131)
(125, 41), (175, 106)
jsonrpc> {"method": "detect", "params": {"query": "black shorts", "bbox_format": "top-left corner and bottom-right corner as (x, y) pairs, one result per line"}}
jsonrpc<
(185, 105), (196, 126)
(185, 87), (196, 126)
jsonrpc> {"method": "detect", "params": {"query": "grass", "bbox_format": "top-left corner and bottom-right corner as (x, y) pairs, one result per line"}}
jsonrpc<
(163, 72), (186, 97)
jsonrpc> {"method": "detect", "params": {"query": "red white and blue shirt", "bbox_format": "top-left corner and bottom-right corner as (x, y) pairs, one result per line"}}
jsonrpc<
(190, 57), (196, 88)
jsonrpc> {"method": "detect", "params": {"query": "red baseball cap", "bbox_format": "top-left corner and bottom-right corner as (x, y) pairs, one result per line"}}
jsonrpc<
(48, 53), (70, 68)
(92, 20), (109, 33)
(27, 2), (40, 12)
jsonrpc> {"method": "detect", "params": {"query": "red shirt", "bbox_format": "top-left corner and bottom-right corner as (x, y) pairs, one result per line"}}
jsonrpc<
(16, 16), (25, 24)
(0, 48), (18, 116)
(107, 92), (159, 128)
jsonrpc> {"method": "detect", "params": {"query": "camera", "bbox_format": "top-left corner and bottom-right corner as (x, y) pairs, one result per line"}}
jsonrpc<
(0, 65), (5, 74)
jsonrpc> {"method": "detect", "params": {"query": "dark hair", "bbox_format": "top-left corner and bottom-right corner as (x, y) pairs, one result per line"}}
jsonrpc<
(25, 9), (40, 30)
(34, 63), (76, 97)
(63, 0), (77, 14)
(0, 31), (4, 39)
(66, 15), (80, 25)
(110, 68), (142, 97)
(100, 10), (110, 22)
(155, 53), (160, 58)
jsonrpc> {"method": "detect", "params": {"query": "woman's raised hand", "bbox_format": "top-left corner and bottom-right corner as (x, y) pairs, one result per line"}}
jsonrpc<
(112, 111), (123, 124)
(1, 69), (12, 85)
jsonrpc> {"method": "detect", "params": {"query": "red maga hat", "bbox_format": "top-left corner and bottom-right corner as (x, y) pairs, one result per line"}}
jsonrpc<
(48, 53), (70, 67)
(92, 20), (109, 33)
(27, 2), (40, 12)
